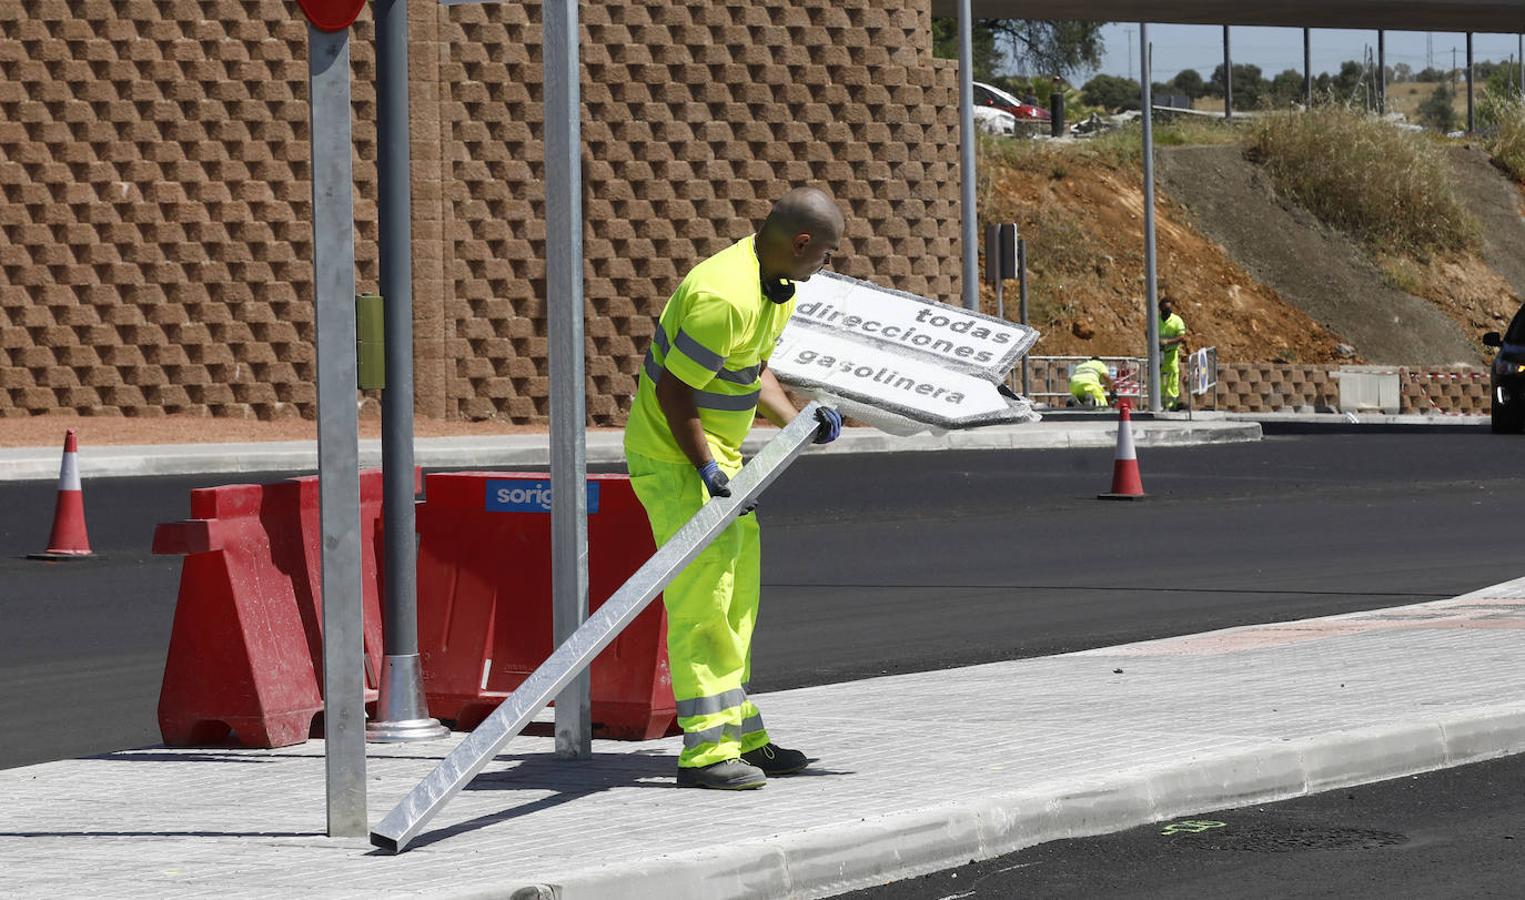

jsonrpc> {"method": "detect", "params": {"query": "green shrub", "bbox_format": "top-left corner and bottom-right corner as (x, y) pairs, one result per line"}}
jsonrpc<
(1417, 83), (1458, 133)
(1244, 107), (1480, 255)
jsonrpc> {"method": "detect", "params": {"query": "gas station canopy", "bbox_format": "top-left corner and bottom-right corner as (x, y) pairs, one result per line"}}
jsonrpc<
(928, 1), (1523, 31)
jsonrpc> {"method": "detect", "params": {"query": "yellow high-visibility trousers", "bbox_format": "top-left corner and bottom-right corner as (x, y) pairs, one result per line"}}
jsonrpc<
(626, 450), (770, 768)
(1161, 355), (1182, 407)
(1070, 382), (1108, 407)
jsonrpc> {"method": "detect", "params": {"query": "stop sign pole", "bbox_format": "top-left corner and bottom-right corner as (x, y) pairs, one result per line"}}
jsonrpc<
(298, 0), (368, 839)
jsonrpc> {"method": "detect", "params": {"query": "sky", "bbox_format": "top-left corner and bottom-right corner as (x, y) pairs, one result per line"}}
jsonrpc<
(1084, 24), (1525, 83)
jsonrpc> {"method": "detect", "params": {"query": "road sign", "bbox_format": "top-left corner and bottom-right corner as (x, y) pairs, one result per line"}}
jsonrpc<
(772, 271), (1041, 433)
(296, 0), (366, 32)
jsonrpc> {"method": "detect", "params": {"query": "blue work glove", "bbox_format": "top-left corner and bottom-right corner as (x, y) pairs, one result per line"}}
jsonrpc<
(697, 460), (731, 498)
(814, 406), (843, 445)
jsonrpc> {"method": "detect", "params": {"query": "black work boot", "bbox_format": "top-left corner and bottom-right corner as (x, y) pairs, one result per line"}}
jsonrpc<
(675, 758), (766, 790)
(740, 743), (810, 776)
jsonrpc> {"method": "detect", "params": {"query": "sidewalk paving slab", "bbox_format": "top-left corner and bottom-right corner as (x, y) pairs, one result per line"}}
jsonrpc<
(0, 420), (1260, 482)
(3, 578), (1523, 898)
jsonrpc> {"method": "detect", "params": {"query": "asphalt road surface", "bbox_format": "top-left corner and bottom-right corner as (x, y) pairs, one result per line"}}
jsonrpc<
(1, 429), (1521, 770)
(843, 751), (1525, 900)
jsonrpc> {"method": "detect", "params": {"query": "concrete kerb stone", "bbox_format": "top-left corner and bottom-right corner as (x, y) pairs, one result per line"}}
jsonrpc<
(539, 705), (1525, 900)
(0, 421), (1261, 482)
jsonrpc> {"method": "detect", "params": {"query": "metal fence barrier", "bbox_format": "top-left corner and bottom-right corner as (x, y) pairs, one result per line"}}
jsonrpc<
(1023, 347), (1217, 409)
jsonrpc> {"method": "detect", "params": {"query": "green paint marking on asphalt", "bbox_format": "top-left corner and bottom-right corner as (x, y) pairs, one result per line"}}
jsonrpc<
(1160, 819), (1227, 836)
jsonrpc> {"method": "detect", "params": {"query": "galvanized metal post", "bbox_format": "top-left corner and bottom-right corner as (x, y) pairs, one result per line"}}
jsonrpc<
(1018, 237), (1030, 398)
(369, 0), (449, 746)
(957, 0), (978, 311)
(1304, 28), (1312, 107)
(1519, 35), (1523, 100)
(1377, 31), (1386, 115)
(307, 23), (367, 838)
(1141, 24), (1161, 413)
(1223, 25), (1232, 120)
(1467, 32), (1475, 133)
(544, 0), (592, 761)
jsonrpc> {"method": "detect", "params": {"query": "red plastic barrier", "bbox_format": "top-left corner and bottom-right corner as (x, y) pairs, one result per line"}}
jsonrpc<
(152, 471), (398, 748)
(416, 472), (676, 740)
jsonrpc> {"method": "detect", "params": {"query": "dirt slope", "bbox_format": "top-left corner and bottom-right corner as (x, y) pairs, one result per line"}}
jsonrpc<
(1445, 146), (1525, 304)
(979, 155), (1345, 363)
(1156, 145), (1481, 365)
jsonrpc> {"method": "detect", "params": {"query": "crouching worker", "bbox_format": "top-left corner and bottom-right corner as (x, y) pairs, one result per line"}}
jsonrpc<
(622, 188), (846, 790)
(1069, 355), (1115, 408)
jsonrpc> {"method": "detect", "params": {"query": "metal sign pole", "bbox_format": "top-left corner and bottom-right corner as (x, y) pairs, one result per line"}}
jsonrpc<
(307, 22), (367, 838)
(957, 0), (978, 311)
(1018, 238), (1030, 398)
(544, 0), (592, 761)
(368, 0), (449, 746)
(1141, 24), (1161, 413)
(370, 407), (825, 853)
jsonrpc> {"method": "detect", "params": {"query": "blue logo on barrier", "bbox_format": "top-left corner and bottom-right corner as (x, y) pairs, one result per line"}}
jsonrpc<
(485, 479), (600, 514)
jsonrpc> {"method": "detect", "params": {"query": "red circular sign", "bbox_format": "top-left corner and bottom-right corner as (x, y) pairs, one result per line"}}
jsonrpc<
(296, 0), (366, 32)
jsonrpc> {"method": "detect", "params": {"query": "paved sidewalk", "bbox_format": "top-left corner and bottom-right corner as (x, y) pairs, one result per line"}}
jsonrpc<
(0, 418), (1259, 482)
(4, 579), (1524, 899)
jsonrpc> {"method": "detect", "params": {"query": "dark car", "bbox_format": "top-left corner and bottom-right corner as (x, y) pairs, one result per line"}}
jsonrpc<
(1483, 305), (1525, 433)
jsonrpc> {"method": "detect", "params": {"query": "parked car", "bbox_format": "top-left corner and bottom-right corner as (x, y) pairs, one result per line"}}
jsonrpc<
(973, 105), (1018, 136)
(1483, 304), (1525, 433)
(974, 82), (1051, 129)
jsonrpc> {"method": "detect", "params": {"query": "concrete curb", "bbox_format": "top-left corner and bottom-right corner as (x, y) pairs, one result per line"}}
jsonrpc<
(528, 703), (1525, 899)
(0, 421), (1260, 482)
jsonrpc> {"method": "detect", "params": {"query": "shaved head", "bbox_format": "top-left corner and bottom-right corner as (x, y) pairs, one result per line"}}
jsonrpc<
(762, 187), (845, 244)
(756, 187), (845, 284)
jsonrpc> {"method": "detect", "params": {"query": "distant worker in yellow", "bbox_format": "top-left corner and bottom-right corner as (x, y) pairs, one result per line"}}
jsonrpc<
(1068, 355), (1114, 408)
(623, 187), (846, 791)
(1158, 297), (1188, 411)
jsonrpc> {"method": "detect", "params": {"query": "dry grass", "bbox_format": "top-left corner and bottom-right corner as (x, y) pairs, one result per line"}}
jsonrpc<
(1485, 99), (1525, 183)
(1244, 107), (1481, 256)
(977, 116), (1241, 179)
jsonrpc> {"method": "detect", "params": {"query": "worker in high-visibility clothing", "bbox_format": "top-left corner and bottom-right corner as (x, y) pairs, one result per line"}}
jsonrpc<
(1158, 297), (1189, 411)
(623, 188), (845, 790)
(1068, 355), (1115, 408)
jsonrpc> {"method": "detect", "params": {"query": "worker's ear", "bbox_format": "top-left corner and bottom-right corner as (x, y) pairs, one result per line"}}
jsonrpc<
(792, 232), (812, 255)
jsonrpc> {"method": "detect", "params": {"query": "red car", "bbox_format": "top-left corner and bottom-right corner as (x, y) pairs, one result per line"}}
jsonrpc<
(974, 82), (1051, 124)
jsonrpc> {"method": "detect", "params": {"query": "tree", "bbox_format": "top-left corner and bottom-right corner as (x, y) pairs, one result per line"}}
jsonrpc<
(1419, 83), (1458, 132)
(1331, 60), (1367, 100)
(1269, 68), (1306, 106)
(987, 20), (1105, 79)
(931, 18), (1002, 81)
(1081, 74), (1141, 112)
(1171, 68), (1206, 100)
(1210, 62), (1267, 107)
(1415, 67), (1448, 83)
(932, 19), (1106, 81)
(1391, 62), (1414, 83)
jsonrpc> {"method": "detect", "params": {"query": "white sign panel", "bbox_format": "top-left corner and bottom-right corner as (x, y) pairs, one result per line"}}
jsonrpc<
(791, 271), (1037, 379)
(771, 271), (1041, 433)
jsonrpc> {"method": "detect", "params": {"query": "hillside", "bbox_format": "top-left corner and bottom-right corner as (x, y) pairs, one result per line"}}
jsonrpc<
(976, 142), (1346, 364)
(977, 129), (1525, 366)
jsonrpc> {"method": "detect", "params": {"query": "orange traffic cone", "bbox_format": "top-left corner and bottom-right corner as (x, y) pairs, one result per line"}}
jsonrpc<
(1098, 401), (1146, 500)
(29, 429), (94, 560)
